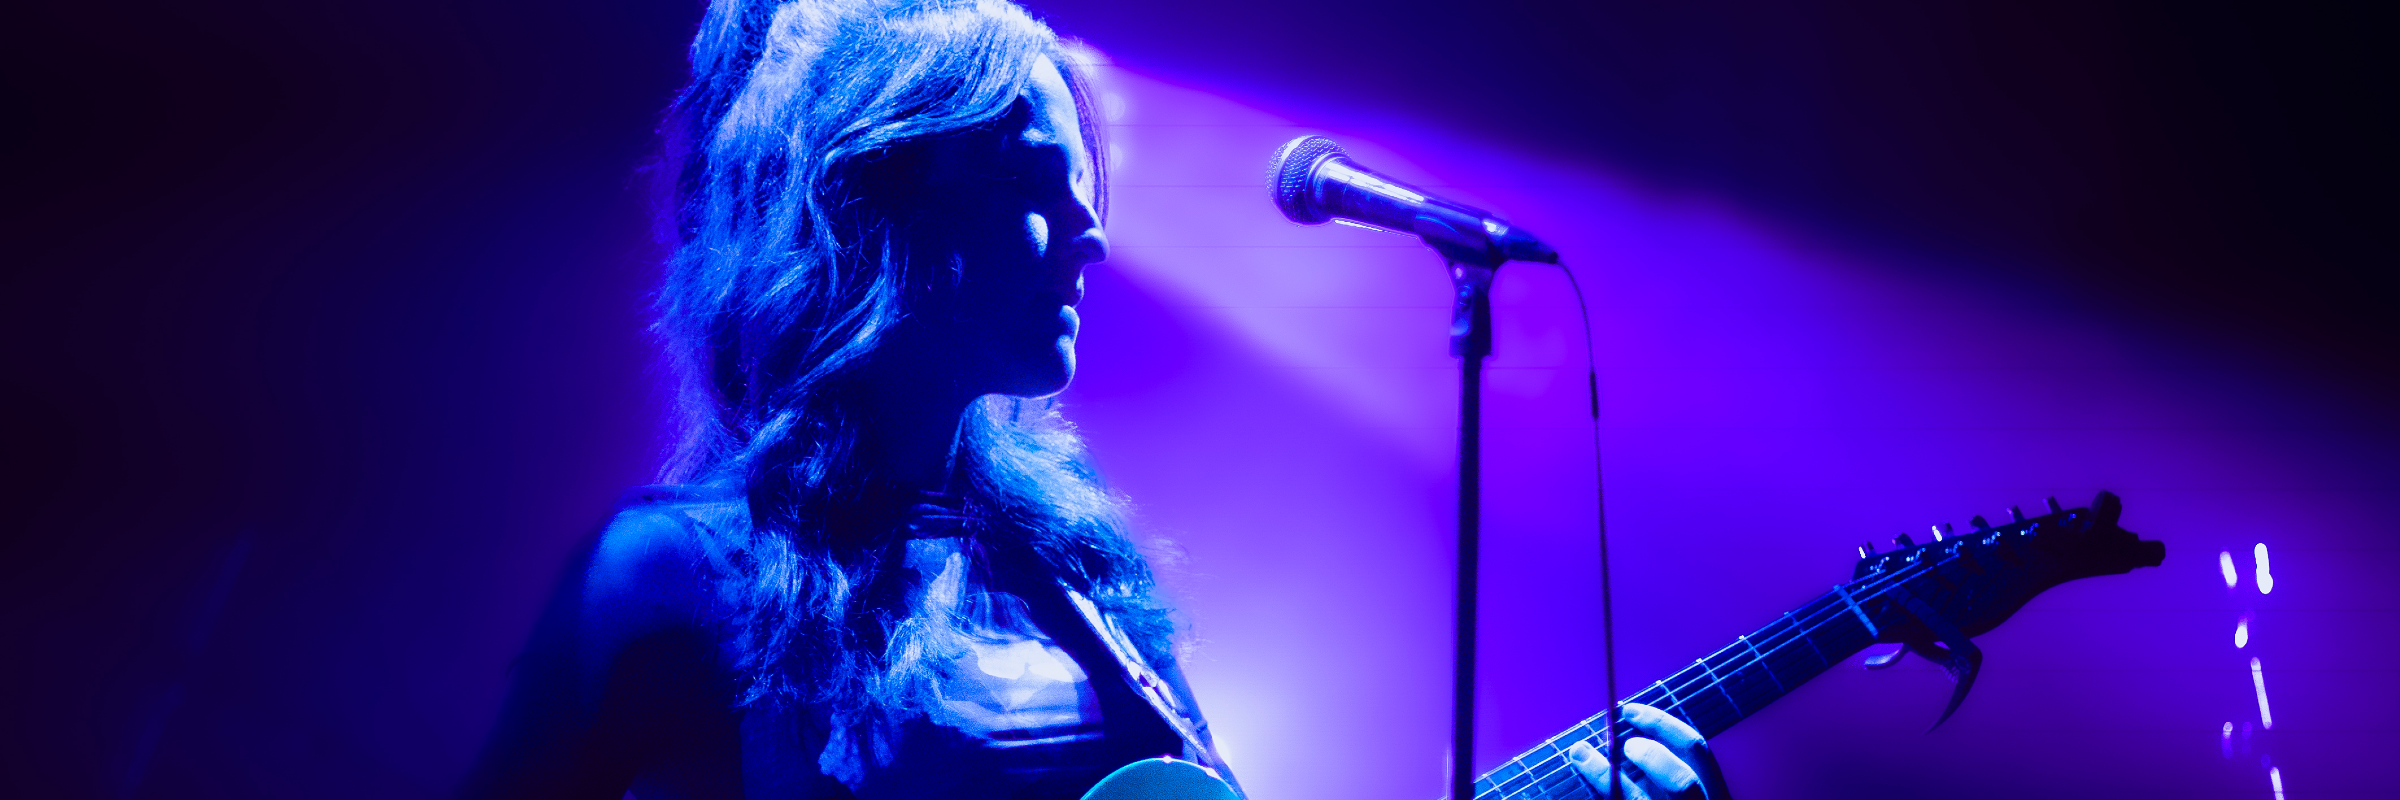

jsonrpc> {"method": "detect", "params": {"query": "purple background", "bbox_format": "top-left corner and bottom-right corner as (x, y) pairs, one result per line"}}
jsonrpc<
(6, 1), (2392, 798)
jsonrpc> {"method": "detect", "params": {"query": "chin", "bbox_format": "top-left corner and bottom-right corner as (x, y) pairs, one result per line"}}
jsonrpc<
(1030, 354), (1076, 398)
(995, 340), (1076, 399)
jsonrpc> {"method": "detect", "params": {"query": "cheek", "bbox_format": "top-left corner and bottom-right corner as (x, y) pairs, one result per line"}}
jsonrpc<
(953, 214), (1051, 308)
(1024, 212), (1049, 255)
(950, 207), (1045, 271)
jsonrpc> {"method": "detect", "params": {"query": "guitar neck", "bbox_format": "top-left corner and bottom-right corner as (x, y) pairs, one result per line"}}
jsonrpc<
(1468, 583), (1891, 800)
(1630, 584), (1887, 738)
(1084, 495), (2157, 800)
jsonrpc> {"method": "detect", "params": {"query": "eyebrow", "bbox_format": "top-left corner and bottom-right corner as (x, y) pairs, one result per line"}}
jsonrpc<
(1006, 131), (1082, 173)
(1016, 121), (1065, 147)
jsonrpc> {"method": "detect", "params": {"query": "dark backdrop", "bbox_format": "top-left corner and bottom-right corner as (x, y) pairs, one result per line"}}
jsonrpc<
(5, 1), (2390, 797)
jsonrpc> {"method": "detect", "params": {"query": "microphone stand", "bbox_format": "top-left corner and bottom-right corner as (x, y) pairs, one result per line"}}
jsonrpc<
(1446, 258), (1495, 800)
(1269, 133), (1591, 799)
(1270, 130), (1604, 800)
(1422, 211), (1503, 800)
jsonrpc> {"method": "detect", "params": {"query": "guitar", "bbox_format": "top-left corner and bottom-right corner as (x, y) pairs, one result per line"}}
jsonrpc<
(1082, 491), (2166, 800)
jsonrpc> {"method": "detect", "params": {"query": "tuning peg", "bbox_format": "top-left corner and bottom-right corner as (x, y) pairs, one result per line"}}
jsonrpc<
(1969, 515), (1992, 531)
(2045, 496), (2063, 514)
(2092, 490), (2123, 527)
(1932, 523), (1954, 542)
(1857, 542), (1877, 558)
(2008, 505), (2026, 522)
(1894, 532), (1915, 548)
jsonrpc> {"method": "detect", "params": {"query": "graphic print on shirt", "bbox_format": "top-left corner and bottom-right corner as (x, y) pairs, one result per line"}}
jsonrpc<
(823, 536), (1108, 799)
(917, 545), (1100, 742)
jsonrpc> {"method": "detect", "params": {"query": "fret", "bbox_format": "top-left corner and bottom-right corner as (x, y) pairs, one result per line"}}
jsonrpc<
(1753, 615), (1832, 691)
(1536, 770), (1593, 800)
(1475, 718), (1605, 800)
(1830, 583), (1880, 638)
(1698, 642), (1750, 678)
(1519, 756), (1586, 800)
(1480, 761), (1521, 792)
(1642, 679), (1679, 721)
(1687, 673), (1742, 736)
(1763, 631), (1816, 680)
(1691, 656), (1743, 721)
(1806, 595), (1881, 658)
(1718, 663), (1778, 718)
(1780, 611), (1831, 671)
(1735, 635), (1785, 693)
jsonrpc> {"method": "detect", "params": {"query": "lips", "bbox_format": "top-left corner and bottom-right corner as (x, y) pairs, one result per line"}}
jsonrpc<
(1042, 273), (1084, 309)
(1034, 275), (1083, 330)
(1054, 303), (1080, 339)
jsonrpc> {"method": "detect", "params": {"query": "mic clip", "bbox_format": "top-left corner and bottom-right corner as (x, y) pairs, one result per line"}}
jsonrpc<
(1446, 259), (1495, 361)
(1413, 204), (1557, 270)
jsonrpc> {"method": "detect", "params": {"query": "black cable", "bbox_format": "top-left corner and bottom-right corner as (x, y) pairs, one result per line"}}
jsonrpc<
(1556, 261), (1622, 799)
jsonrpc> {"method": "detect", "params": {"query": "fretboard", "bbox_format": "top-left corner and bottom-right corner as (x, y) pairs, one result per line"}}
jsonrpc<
(1465, 582), (1895, 800)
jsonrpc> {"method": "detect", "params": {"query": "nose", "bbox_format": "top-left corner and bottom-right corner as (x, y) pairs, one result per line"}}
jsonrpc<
(1052, 196), (1108, 268)
(1063, 219), (1108, 267)
(1052, 222), (1103, 307)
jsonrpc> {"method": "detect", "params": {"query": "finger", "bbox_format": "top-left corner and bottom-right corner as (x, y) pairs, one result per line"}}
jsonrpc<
(1623, 736), (1703, 800)
(1565, 740), (1655, 800)
(1617, 703), (1704, 750)
(1617, 704), (1730, 800)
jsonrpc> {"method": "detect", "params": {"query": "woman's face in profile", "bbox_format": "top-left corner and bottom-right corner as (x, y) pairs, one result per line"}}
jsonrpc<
(903, 55), (1107, 401)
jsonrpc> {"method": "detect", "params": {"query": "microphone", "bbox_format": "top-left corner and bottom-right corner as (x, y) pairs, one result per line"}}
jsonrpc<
(1269, 135), (1557, 266)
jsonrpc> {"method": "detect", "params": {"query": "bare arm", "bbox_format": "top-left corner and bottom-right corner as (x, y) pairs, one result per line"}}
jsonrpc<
(458, 508), (735, 800)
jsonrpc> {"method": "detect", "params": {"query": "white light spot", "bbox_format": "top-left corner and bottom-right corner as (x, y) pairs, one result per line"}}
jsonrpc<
(2251, 656), (2274, 730)
(2254, 543), (2275, 595)
(1931, 525), (1944, 542)
(2235, 617), (2249, 648)
(2219, 550), (2239, 589)
(2270, 766), (2285, 800)
(2220, 722), (2233, 758)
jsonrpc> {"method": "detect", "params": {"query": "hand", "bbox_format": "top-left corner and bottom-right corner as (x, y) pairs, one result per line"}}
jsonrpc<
(1563, 703), (1730, 800)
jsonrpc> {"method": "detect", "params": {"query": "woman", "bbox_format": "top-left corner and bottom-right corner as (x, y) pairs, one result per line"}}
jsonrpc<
(462, 1), (1728, 798)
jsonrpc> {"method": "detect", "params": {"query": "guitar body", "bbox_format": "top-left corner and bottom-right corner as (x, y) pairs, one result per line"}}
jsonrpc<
(1082, 758), (1241, 800)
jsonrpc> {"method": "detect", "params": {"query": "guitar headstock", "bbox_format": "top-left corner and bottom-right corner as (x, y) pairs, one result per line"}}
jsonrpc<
(1850, 490), (2165, 640)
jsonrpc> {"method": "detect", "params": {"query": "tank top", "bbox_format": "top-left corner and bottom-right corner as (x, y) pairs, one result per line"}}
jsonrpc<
(812, 497), (1184, 800)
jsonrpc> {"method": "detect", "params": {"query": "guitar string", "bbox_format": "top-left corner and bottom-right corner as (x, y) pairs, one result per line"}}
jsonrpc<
(1473, 539), (1992, 800)
(1641, 556), (1921, 706)
(1632, 554), (1926, 715)
(1636, 525), (2021, 710)
(1482, 521), (2038, 800)
(1473, 556), (1940, 799)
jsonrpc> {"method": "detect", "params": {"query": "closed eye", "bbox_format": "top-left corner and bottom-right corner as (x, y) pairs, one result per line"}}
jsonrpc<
(976, 143), (1076, 202)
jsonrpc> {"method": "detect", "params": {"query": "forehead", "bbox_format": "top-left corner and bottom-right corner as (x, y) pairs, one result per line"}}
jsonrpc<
(1018, 56), (1084, 160)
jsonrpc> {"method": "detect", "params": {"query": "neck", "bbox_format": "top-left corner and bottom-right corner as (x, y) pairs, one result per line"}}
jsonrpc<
(857, 369), (976, 493)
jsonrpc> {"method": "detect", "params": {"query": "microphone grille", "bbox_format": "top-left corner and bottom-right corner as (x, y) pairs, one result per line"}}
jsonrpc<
(1269, 135), (1347, 224)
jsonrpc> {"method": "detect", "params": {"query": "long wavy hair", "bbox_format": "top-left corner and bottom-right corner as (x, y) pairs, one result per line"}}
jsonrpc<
(648, 0), (1167, 723)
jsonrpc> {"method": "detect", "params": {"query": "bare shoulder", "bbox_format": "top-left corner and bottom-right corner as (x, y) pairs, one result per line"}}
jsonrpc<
(458, 487), (749, 799)
(578, 486), (747, 646)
